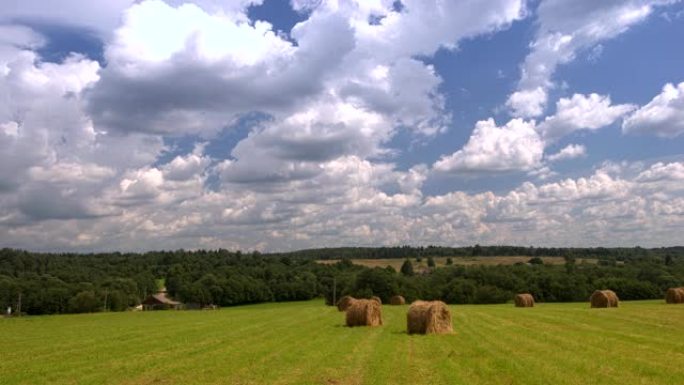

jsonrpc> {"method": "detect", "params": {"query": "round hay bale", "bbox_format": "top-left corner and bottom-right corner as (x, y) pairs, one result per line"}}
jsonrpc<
(514, 293), (535, 307)
(336, 295), (356, 312)
(665, 287), (684, 304)
(590, 290), (619, 308)
(371, 296), (382, 304)
(407, 300), (453, 335)
(604, 290), (619, 307)
(345, 299), (383, 327)
(389, 295), (406, 305)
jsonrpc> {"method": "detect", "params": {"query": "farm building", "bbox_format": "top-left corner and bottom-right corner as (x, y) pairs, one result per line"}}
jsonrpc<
(142, 289), (183, 310)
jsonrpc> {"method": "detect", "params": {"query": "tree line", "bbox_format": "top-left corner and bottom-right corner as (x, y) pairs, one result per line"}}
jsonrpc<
(274, 245), (684, 260)
(1, 247), (682, 315)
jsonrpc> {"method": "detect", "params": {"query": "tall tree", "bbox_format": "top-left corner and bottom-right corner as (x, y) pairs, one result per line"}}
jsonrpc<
(400, 259), (414, 276)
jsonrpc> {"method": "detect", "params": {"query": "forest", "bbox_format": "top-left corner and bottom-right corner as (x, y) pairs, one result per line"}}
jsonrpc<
(1, 246), (683, 315)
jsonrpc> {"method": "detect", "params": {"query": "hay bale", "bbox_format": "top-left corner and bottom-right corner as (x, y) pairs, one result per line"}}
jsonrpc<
(407, 300), (453, 335)
(336, 295), (356, 312)
(345, 299), (383, 327)
(514, 293), (535, 307)
(371, 296), (382, 304)
(590, 290), (619, 308)
(389, 295), (406, 305)
(665, 287), (684, 304)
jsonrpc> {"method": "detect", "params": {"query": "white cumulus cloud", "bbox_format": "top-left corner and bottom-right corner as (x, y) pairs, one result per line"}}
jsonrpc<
(546, 144), (587, 162)
(433, 118), (543, 173)
(539, 93), (635, 141)
(623, 81), (684, 137)
(507, 0), (677, 118)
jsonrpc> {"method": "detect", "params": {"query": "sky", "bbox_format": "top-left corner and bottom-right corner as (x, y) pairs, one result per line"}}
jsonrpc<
(1, 0), (684, 252)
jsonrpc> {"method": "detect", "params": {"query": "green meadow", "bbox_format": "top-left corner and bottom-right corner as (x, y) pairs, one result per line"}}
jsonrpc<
(1, 300), (683, 385)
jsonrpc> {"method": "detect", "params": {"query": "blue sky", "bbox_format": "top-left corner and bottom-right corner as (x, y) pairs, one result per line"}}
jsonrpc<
(1, 0), (683, 252)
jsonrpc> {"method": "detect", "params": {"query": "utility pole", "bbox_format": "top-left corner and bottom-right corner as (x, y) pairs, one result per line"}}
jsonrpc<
(332, 276), (337, 306)
(16, 292), (22, 317)
(103, 290), (109, 312)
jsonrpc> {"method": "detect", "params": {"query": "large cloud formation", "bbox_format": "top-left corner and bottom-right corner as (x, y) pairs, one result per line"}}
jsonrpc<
(623, 82), (684, 137)
(433, 92), (634, 174)
(433, 118), (544, 173)
(506, 0), (678, 118)
(0, 0), (682, 252)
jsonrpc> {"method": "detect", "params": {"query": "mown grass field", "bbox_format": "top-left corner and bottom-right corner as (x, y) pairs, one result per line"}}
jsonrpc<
(1, 300), (683, 385)
(317, 256), (598, 270)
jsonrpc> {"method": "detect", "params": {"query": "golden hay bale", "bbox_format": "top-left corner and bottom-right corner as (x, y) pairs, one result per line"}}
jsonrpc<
(371, 296), (382, 304)
(345, 299), (383, 327)
(407, 300), (453, 335)
(336, 295), (356, 312)
(514, 293), (535, 307)
(590, 290), (619, 308)
(389, 295), (406, 305)
(665, 287), (684, 304)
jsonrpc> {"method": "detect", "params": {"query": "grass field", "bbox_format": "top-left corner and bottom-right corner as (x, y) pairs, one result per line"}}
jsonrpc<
(317, 256), (598, 271)
(1, 300), (683, 385)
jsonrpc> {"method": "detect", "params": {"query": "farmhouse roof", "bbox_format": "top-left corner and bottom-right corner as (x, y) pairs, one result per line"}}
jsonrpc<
(142, 292), (181, 306)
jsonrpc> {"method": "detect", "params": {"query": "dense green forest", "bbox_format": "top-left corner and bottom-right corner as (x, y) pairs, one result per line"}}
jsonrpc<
(1, 246), (683, 315)
(280, 245), (684, 260)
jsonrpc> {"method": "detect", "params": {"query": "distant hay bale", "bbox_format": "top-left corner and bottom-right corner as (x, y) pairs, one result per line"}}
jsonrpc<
(371, 296), (382, 304)
(514, 293), (535, 307)
(337, 296), (356, 312)
(345, 299), (383, 327)
(407, 300), (453, 335)
(590, 290), (619, 308)
(389, 295), (406, 305)
(665, 287), (684, 304)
